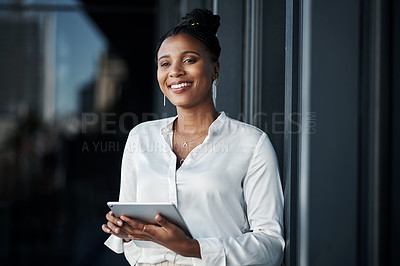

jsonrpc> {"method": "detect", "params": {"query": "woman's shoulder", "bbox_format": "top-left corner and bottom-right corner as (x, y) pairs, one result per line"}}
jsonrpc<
(222, 113), (277, 158)
(222, 113), (266, 139)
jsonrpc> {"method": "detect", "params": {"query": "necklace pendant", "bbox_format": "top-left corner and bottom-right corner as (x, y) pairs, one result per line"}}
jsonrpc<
(183, 142), (188, 147)
(180, 158), (185, 165)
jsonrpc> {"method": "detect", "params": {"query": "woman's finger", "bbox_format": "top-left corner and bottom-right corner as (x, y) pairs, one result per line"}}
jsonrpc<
(102, 224), (121, 238)
(120, 215), (144, 230)
(106, 211), (124, 226)
(118, 217), (152, 239)
(102, 224), (111, 234)
(107, 221), (122, 234)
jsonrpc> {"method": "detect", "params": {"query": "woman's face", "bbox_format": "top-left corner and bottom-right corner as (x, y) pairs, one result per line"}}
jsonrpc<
(157, 33), (219, 109)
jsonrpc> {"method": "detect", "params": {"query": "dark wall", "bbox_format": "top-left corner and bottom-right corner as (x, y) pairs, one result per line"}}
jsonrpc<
(307, 0), (359, 265)
(260, 0), (286, 175)
(390, 1), (400, 264)
(215, 0), (244, 118)
(301, 0), (400, 265)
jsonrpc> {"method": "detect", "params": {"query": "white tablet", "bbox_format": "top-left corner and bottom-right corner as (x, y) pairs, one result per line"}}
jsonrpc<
(107, 201), (192, 248)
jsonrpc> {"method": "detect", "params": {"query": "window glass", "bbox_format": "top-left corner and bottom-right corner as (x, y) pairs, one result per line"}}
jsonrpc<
(0, 1), (135, 264)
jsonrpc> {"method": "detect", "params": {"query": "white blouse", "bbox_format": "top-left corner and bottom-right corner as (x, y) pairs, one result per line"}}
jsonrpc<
(105, 112), (285, 266)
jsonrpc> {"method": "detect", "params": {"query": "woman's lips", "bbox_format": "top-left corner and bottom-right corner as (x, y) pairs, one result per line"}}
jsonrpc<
(169, 82), (193, 93)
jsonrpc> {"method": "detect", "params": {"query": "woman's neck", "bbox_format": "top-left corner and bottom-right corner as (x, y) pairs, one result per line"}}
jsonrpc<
(175, 105), (219, 134)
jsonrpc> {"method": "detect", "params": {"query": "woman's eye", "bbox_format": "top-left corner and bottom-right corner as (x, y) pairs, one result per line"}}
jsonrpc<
(184, 58), (196, 63)
(160, 62), (170, 67)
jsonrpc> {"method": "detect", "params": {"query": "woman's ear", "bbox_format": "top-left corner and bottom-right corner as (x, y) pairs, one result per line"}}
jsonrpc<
(213, 61), (220, 80)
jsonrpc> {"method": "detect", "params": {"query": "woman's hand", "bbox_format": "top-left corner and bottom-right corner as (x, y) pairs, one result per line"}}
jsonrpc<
(102, 211), (132, 242)
(120, 214), (201, 258)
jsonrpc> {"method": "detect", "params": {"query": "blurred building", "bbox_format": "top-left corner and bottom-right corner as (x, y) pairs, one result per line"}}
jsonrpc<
(0, 10), (55, 141)
(0, 5), (57, 200)
(93, 51), (127, 113)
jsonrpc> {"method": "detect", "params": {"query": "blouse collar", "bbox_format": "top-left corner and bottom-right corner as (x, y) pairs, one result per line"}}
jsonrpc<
(160, 111), (227, 136)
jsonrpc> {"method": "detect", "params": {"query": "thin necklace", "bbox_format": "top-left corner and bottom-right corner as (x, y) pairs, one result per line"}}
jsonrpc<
(174, 128), (208, 147)
(173, 121), (208, 165)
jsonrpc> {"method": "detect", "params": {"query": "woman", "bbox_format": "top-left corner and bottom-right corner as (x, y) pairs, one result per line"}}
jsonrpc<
(102, 8), (284, 266)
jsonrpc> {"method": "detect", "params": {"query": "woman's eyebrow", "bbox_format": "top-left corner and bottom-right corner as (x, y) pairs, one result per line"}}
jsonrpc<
(182, 50), (201, 56)
(158, 50), (201, 62)
(158, 54), (170, 62)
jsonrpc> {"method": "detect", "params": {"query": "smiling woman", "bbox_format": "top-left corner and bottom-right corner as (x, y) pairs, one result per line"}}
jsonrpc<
(157, 34), (219, 115)
(101, 8), (284, 266)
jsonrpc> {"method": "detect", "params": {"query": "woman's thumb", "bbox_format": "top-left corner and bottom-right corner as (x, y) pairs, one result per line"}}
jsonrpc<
(155, 214), (169, 227)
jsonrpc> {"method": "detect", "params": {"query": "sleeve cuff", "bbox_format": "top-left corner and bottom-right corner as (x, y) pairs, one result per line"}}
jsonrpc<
(104, 235), (124, 254)
(195, 238), (226, 266)
(104, 235), (142, 264)
(123, 240), (142, 265)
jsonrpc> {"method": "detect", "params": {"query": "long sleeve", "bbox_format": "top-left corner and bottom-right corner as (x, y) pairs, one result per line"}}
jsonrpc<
(194, 133), (285, 266)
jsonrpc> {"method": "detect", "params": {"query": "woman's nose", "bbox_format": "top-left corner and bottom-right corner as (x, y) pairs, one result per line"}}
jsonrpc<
(169, 63), (184, 77)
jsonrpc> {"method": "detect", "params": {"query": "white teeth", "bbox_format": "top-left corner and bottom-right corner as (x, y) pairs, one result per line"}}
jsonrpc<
(170, 83), (191, 89)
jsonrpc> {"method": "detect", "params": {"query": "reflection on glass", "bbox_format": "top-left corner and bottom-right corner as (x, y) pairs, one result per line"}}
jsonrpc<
(0, 1), (130, 264)
(56, 11), (107, 118)
(0, 0), (109, 193)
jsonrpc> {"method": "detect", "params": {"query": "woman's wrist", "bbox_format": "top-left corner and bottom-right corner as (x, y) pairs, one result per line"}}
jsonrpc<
(123, 237), (132, 243)
(178, 239), (201, 258)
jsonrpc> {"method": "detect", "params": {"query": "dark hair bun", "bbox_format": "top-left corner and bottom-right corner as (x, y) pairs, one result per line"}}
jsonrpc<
(155, 8), (221, 61)
(177, 8), (220, 36)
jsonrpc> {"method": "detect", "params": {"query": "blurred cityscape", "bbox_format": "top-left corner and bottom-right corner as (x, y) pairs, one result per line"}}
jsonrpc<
(0, 0), (156, 265)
